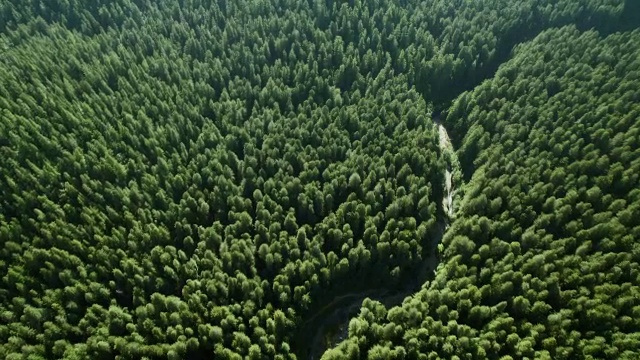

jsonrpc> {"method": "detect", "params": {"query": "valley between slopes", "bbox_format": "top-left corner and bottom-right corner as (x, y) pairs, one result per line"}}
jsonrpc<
(299, 114), (458, 360)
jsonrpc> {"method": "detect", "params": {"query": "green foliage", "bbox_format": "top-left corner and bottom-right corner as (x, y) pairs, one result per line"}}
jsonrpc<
(330, 26), (640, 359)
(0, 0), (637, 359)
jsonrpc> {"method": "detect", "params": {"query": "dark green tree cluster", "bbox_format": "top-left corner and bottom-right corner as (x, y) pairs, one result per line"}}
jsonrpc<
(0, 19), (442, 360)
(0, 0), (636, 359)
(0, 0), (625, 105)
(324, 26), (640, 360)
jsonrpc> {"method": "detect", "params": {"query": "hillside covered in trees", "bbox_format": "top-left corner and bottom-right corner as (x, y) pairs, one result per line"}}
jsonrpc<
(0, 0), (638, 359)
(323, 25), (640, 360)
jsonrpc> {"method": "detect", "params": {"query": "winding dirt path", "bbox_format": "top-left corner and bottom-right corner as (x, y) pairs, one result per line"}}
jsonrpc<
(300, 116), (457, 360)
(437, 121), (456, 219)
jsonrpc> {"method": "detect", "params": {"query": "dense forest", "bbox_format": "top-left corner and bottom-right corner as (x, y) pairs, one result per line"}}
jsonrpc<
(0, 0), (638, 359)
(323, 26), (640, 360)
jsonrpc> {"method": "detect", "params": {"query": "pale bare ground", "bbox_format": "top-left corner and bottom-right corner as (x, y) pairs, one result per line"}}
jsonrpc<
(438, 123), (455, 218)
(438, 123), (452, 150)
(306, 120), (458, 360)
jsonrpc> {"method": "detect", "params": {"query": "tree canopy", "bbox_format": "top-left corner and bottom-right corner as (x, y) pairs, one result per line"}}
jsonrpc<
(0, 0), (638, 359)
(325, 26), (640, 360)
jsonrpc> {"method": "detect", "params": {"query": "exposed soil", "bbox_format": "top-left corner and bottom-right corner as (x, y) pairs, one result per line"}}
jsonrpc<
(302, 117), (458, 360)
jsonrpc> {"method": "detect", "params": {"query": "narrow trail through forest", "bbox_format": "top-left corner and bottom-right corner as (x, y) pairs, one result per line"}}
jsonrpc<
(437, 117), (456, 220)
(300, 115), (458, 360)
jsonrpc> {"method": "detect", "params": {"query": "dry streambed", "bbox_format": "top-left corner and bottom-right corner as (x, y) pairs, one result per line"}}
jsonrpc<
(303, 117), (459, 360)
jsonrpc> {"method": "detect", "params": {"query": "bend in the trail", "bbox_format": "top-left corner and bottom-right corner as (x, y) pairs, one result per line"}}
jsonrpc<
(436, 117), (456, 223)
(300, 114), (460, 360)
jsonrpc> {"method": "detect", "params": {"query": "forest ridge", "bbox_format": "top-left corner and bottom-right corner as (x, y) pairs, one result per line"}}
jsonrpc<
(0, 1), (639, 359)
